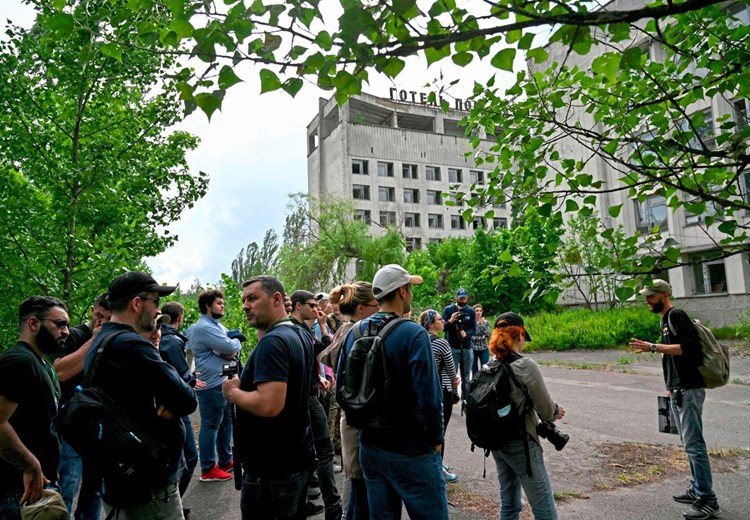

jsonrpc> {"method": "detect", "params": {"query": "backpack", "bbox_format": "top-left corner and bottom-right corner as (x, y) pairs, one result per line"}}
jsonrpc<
(465, 353), (530, 452)
(55, 330), (169, 507)
(666, 312), (730, 389)
(338, 317), (407, 430)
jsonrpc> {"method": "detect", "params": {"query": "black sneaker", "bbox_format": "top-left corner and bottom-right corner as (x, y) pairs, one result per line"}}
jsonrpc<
(306, 502), (324, 517)
(683, 497), (721, 520)
(673, 488), (698, 504)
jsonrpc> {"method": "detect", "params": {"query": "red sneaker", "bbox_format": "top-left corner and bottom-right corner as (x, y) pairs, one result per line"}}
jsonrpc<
(199, 465), (232, 482)
(219, 459), (234, 473)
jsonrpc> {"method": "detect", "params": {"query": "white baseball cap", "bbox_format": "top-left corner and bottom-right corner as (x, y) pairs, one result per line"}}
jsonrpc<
(372, 264), (423, 300)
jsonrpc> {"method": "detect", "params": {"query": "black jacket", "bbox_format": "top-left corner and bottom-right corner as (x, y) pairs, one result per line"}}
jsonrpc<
(160, 325), (196, 387)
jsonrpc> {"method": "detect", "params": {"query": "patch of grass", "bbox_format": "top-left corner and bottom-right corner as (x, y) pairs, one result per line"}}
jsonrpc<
(553, 490), (588, 502)
(708, 447), (750, 459)
(537, 360), (634, 373)
(619, 357), (631, 365)
(447, 483), (498, 520)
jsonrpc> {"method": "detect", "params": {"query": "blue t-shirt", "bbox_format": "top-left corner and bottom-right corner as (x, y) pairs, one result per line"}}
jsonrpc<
(237, 323), (315, 478)
(336, 313), (444, 455)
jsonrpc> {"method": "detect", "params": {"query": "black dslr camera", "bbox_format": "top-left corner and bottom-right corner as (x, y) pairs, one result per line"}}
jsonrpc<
(221, 361), (239, 378)
(536, 421), (569, 451)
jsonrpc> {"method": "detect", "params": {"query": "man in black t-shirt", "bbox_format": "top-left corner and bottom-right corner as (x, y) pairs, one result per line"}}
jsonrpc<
(0, 296), (70, 520)
(223, 276), (315, 520)
(53, 293), (110, 520)
(630, 279), (720, 520)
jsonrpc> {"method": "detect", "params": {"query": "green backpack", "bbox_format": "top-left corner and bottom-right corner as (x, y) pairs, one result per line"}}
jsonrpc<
(667, 313), (730, 389)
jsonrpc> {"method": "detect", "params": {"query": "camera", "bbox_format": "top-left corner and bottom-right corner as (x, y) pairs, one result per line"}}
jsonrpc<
(536, 421), (569, 451)
(221, 361), (239, 378)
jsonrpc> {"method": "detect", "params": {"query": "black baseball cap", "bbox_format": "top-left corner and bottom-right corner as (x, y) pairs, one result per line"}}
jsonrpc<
(494, 311), (532, 342)
(291, 290), (316, 306)
(108, 271), (176, 302)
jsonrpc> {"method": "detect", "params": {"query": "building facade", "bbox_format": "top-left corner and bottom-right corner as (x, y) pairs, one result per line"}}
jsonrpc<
(306, 92), (511, 253)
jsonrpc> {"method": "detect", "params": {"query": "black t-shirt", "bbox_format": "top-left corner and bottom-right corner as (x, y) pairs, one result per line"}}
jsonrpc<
(55, 323), (92, 404)
(661, 308), (704, 390)
(0, 342), (60, 493)
(237, 323), (315, 478)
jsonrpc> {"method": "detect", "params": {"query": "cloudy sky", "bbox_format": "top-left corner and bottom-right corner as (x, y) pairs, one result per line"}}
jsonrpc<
(2, 0), (517, 288)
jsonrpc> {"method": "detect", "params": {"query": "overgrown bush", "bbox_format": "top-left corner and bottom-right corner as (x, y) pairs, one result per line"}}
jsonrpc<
(524, 306), (660, 351)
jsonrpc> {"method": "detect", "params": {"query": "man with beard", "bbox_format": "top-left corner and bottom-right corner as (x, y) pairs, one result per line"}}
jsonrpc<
(189, 289), (243, 482)
(53, 293), (111, 520)
(630, 279), (720, 520)
(0, 296), (69, 519)
(222, 276), (315, 520)
(84, 271), (197, 519)
(336, 264), (447, 520)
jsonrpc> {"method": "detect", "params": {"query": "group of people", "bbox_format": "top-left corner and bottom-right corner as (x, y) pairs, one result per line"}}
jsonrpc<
(0, 266), (719, 520)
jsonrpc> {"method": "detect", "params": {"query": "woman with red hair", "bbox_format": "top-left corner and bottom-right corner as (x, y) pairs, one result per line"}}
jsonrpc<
(487, 312), (565, 520)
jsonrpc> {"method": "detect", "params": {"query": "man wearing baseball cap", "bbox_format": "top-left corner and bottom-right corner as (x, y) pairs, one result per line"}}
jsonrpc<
(336, 264), (448, 520)
(629, 279), (719, 520)
(442, 288), (476, 410)
(83, 271), (197, 518)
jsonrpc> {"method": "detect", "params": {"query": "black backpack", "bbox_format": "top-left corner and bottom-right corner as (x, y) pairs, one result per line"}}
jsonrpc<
(465, 353), (534, 476)
(55, 331), (169, 507)
(338, 317), (407, 430)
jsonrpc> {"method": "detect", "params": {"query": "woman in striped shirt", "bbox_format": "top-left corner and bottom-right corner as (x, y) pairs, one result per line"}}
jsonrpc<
(419, 309), (460, 483)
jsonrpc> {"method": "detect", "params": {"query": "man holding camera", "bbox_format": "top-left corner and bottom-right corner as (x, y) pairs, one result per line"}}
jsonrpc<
(222, 276), (315, 520)
(189, 289), (244, 483)
(442, 288), (476, 409)
(630, 280), (720, 520)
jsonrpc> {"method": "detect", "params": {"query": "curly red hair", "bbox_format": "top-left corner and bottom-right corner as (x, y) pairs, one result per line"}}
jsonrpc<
(488, 325), (526, 360)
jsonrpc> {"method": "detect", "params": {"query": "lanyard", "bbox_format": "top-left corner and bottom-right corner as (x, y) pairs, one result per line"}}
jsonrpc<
(267, 317), (293, 331)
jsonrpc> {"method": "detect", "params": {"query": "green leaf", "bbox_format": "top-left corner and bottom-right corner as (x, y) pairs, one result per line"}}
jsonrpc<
(499, 249), (513, 262)
(526, 48), (548, 64)
(621, 47), (642, 69)
(281, 77), (304, 97)
(602, 138), (619, 155)
(393, 0), (417, 17)
(615, 285), (635, 302)
(47, 13), (74, 37)
(517, 33), (535, 50)
(608, 204), (623, 218)
(218, 65), (243, 90)
(592, 53), (621, 82)
(259, 69), (282, 93)
(565, 199), (579, 212)
(315, 31), (333, 51)
(490, 48), (516, 72)
(195, 90), (225, 120)
(452, 51), (473, 67)
(381, 57), (405, 78)
(100, 43), (123, 62)
(425, 45), (452, 66)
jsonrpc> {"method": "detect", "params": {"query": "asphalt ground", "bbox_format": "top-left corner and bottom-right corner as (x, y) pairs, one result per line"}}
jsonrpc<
(182, 349), (750, 520)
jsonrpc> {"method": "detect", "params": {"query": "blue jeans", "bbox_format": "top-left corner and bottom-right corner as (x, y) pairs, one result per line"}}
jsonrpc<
(492, 439), (557, 520)
(309, 396), (342, 518)
(197, 385), (233, 472)
(360, 442), (448, 520)
(240, 469), (310, 520)
(0, 489), (22, 520)
(451, 348), (472, 402)
(59, 439), (102, 520)
(179, 415), (198, 496)
(671, 388), (715, 499)
(102, 482), (183, 520)
(346, 477), (369, 520)
(472, 349), (490, 375)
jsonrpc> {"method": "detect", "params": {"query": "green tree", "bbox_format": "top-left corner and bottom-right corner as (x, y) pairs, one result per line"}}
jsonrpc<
(231, 229), (280, 286)
(0, 3), (208, 346)
(275, 194), (405, 291)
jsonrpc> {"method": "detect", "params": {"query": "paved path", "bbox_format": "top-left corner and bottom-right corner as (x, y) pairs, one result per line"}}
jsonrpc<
(182, 350), (750, 520)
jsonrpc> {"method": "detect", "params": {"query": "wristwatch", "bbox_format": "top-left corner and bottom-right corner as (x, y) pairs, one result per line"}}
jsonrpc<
(650, 343), (658, 353)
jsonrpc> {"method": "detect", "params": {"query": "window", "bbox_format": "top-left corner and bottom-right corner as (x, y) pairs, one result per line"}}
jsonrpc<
(451, 215), (467, 230)
(404, 213), (421, 228)
(426, 190), (442, 205)
(679, 108), (714, 150)
(426, 166), (441, 181)
(493, 200), (507, 209)
(378, 186), (395, 202)
(690, 252), (727, 294)
(635, 195), (668, 233)
(472, 217), (486, 230)
(429, 238), (442, 245)
(379, 211), (396, 226)
(378, 161), (394, 177)
(353, 184), (370, 200)
(354, 209), (371, 224)
(405, 237), (422, 252)
(448, 168), (463, 183)
(469, 170), (485, 185)
(734, 98), (749, 131)
(745, 170), (750, 203)
(352, 159), (369, 175)
(448, 192), (466, 207)
(402, 164), (418, 179)
(493, 217), (508, 229)
(428, 214), (444, 229)
(404, 188), (420, 204)
(685, 193), (720, 225)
